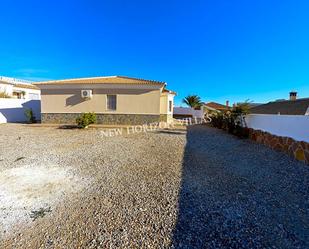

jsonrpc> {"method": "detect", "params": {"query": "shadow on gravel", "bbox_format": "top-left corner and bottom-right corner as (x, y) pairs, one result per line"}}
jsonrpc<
(58, 125), (79, 129)
(156, 130), (186, 135)
(171, 125), (309, 249)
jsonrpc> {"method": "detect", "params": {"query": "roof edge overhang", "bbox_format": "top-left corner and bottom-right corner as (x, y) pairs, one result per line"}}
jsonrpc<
(161, 91), (177, 96)
(35, 83), (164, 90)
(33, 76), (166, 86)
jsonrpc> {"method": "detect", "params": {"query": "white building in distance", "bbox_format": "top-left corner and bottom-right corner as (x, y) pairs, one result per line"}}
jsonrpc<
(0, 76), (40, 100)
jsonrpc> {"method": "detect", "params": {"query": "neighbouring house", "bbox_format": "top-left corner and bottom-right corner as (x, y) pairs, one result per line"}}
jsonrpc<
(173, 107), (204, 119)
(203, 101), (231, 113)
(0, 76), (40, 100)
(34, 76), (176, 125)
(251, 92), (309, 115)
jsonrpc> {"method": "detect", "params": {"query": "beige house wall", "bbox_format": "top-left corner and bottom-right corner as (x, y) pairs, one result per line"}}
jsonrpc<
(160, 94), (168, 114)
(41, 88), (161, 115)
(160, 93), (174, 114)
(160, 93), (174, 123)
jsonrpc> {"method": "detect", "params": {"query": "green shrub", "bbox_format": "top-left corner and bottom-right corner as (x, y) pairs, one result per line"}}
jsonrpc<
(24, 108), (36, 123)
(210, 102), (250, 138)
(209, 111), (224, 129)
(76, 112), (97, 128)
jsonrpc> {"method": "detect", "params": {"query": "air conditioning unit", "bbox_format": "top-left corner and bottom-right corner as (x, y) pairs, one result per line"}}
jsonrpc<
(81, 90), (92, 99)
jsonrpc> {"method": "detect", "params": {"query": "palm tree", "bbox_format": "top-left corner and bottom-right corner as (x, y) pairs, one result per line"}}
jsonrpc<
(182, 95), (202, 109)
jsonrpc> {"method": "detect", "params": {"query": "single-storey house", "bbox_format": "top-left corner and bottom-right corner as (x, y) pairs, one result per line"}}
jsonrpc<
(0, 76), (40, 100)
(34, 76), (176, 125)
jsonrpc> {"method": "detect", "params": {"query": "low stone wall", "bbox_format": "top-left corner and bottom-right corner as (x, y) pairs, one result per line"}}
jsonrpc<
(41, 113), (161, 125)
(248, 128), (309, 164)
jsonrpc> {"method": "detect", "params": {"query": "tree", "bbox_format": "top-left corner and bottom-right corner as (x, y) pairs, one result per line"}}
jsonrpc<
(232, 102), (250, 116)
(182, 95), (202, 109)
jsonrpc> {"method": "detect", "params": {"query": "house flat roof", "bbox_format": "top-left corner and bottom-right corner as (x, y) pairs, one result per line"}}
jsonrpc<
(33, 76), (166, 86)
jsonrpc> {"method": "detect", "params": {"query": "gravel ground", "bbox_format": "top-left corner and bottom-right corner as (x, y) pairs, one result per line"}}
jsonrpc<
(0, 124), (309, 248)
(172, 125), (309, 249)
(0, 124), (185, 248)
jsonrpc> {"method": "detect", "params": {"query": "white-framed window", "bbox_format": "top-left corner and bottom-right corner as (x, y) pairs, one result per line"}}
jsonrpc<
(107, 95), (117, 110)
(169, 100), (173, 112)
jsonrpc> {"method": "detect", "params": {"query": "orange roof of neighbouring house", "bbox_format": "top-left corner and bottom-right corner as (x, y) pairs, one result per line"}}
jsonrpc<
(204, 102), (230, 110)
(14, 83), (39, 90)
(33, 76), (166, 86)
(0, 80), (39, 90)
(0, 80), (14, 85)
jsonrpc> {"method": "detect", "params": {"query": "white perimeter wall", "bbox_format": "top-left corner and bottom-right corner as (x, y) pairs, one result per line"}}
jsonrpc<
(0, 99), (41, 123)
(173, 107), (204, 119)
(246, 114), (309, 142)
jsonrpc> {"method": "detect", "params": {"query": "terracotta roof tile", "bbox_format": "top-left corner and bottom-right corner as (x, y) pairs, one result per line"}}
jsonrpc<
(34, 76), (166, 86)
(204, 102), (229, 110)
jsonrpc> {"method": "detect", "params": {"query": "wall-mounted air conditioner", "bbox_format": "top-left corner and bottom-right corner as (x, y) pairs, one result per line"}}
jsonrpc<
(81, 90), (92, 99)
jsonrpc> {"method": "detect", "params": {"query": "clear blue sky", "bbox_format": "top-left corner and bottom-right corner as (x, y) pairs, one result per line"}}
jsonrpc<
(1, 0), (309, 105)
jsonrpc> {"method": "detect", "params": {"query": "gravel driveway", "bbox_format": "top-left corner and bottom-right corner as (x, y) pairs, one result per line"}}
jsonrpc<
(172, 125), (309, 249)
(0, 124), (309, 248)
